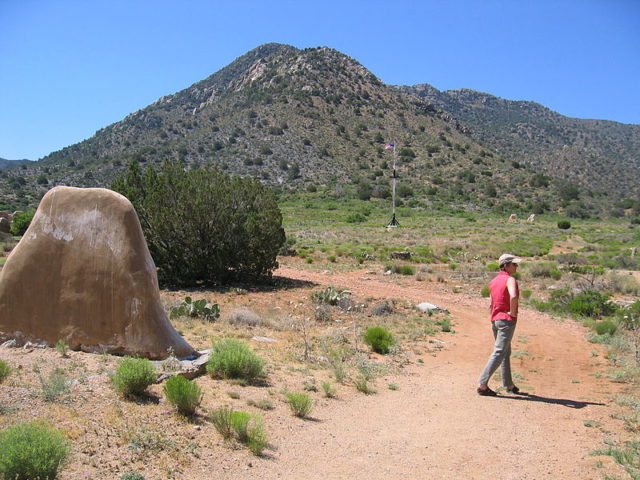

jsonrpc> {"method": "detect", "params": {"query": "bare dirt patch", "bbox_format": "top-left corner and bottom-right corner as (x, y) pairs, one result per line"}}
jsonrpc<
(0, 259), (631, 479)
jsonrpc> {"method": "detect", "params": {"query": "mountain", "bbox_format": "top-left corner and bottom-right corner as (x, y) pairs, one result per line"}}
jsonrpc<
(1, 43), (637, 218)
(0, 158), (32, 170)
(396, 84), (640, 197)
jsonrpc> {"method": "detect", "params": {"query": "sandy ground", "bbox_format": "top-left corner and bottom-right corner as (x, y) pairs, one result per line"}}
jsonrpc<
(0, 262), (631, 480)
(225, 265), (626, 480)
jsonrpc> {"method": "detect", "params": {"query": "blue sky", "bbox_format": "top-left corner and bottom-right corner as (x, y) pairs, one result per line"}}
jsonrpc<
(1, 0), (639, 160)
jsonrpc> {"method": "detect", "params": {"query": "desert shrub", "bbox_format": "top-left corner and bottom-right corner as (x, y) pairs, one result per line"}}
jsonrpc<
(557, 220), (572, 230)
(163, 375), (203, 415)
(112, 161), (285, 287)
(0, 421), (70, 480)
(206, 338), (264, 382)
(354, 377), (376, 394)
(224, 308), (266, 327)
(55, 339), (69, 357)
(480, 285), (490, 298)
(121, 473), (145, 480)
(594, 320), (618, 336)
(322, 381), (337, 398)
(311, 286), (348, 306)
(285, 392), (313, 418)
(521, 289), (533, 300)
(608, 272), (640, 295)
(314, 304), (333, 322)
(209, 408), (267, 455)
(9, 210), (35, 236)
(567, 290), (617, 318)
(363, 326), (395, 354)
(39, 368), (70, 402)
(437, 318), (452, 332)
(111, 357), (157, 397)
(0, 360), (11, 382)
(346, 212), (366, 223)
(371, 301), (393, 316)
(170, 297), (220, 321)
(485, 263), (500, 272)
(209, 406), (234, 439)
(527, 263), (562, 280)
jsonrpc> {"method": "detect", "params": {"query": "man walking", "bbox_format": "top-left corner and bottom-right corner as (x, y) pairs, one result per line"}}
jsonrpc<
(477, 254), (522, 396)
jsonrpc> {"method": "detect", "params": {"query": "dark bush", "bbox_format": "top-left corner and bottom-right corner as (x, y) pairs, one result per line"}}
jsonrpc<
(112, 161), (285, 287)
(557, 220), (571, 230)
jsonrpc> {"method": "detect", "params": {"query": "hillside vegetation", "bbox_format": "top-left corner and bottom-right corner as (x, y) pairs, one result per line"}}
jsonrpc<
(1, 43), (638, 219)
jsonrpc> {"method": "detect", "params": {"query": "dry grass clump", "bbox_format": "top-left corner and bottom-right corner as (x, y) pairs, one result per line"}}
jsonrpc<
(223, 308), (271, 327)
(607, 272), (640, 295)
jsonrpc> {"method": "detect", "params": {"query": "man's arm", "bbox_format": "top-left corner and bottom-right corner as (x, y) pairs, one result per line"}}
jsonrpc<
(507, 277), (519, 319)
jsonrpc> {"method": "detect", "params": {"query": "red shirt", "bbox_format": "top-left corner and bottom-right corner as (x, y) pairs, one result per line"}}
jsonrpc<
(489, 270), (518, 321)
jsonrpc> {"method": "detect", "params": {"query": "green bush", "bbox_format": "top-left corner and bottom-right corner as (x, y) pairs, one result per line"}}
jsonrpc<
(594, 320), (617, 336)
(39, 368), (70, 403)
(121, 473), (145, 480)
(285, 392), (314, 418)
(209, 406), (234, 440)
(557, 220), (572, 230)
(0, 421), (70, 480)
(229, 411), (268, 455)
(527, 263), (562, 280)
(0, 360), (11, 382)
(10, 210), (35, 236)
(345, 212), (366, 223)
(163, 375), (203, 415)
(111, 357), (157, 397)
(480, 285), (490, 298)
(112, 161), (285, 287)
(567, 290), (617, 318)
(170, 296), (220, 321)
(206, 338), (265, 382)
(363, 326), (395, 354)
(210, 409), (267, 455)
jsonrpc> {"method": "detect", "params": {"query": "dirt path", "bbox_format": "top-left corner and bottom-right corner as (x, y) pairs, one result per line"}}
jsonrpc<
(231, 266), (624, 480)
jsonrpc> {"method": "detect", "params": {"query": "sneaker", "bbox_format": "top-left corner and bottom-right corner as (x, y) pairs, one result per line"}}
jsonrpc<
(477, 386), (497, 396)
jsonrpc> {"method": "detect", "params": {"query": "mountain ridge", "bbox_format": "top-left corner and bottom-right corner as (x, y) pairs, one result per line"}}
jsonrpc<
(1, 43), (638, 217)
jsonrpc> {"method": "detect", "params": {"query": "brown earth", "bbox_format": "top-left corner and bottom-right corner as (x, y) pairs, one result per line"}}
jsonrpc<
(0, 260), (632, 479)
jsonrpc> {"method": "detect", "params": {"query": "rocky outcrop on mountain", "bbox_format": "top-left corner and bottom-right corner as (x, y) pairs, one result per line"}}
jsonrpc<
(397, 84), (640, 196)
(1, 43), (638, 215)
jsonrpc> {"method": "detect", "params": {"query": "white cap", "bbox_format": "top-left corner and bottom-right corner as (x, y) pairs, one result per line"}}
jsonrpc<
(498, 253), (522, 266)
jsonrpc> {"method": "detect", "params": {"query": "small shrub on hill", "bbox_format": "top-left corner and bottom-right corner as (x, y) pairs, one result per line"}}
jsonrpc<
(121, 473), (145, 480)
(0, 421), (70, 480)
(163, 375), (203, 416)
(111, 357), (157, 397)
(594, 320), (617, 336)
(557, 220), (572, 230)
(285, 392), (314, 418)
(363, 326), (395, 354)
(207, 338), (265, 382)
(0, 360), (11, 382)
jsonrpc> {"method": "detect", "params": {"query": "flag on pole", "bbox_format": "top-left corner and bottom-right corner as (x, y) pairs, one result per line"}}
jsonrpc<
(384, 143), (395, 150)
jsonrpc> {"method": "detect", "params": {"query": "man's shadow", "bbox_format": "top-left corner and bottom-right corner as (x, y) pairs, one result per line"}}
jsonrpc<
(498, 392), (605, 409)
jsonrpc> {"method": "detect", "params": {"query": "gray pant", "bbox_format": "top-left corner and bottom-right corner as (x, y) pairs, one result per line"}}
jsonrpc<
(478, 320), (517, 386)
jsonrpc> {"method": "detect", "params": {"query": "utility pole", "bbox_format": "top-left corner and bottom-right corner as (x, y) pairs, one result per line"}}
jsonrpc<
(386, 142), (399, 228)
